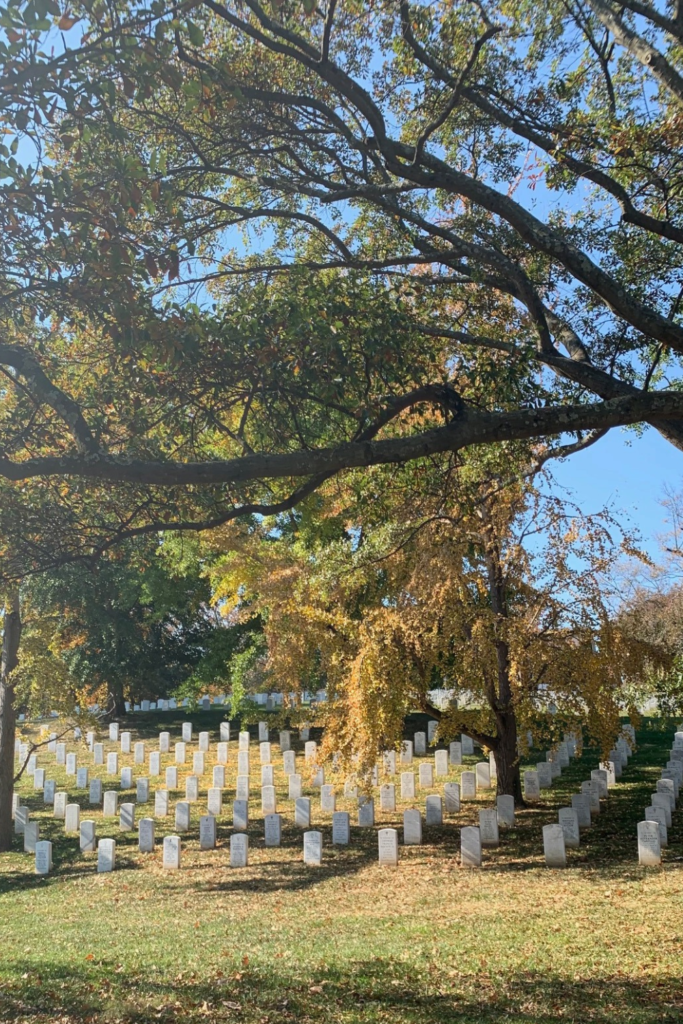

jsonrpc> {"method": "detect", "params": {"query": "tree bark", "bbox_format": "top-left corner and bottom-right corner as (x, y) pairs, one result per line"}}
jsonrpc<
(494, 710), (524, 805)
(0, 591), (22, 852)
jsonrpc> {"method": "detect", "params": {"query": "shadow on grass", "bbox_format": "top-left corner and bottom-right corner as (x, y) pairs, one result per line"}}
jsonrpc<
(0, 958), (682, 1024)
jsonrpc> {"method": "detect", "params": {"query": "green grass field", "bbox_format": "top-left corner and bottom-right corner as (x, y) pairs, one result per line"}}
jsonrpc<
(1, 714), (681, 1024)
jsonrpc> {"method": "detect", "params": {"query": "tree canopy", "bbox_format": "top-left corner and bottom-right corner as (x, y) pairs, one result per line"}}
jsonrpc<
(1, 0), (683, 578)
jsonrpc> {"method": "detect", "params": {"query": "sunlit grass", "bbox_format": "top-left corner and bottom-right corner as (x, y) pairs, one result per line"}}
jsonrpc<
(1, 714), (681, 1023)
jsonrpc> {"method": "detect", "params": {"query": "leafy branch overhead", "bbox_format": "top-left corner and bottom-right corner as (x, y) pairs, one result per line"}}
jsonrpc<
(0, 0), (683, 573)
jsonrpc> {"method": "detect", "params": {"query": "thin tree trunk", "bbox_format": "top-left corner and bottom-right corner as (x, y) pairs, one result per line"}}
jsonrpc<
(0, 591), (22, 852)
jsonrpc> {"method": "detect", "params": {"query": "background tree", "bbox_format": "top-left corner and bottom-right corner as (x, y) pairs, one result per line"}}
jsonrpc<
(206, 449), (660, 802)
(15, 536), (242, 715)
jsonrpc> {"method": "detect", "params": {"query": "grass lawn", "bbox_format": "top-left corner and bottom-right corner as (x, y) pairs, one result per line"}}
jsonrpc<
(0, 715), (681, 1023)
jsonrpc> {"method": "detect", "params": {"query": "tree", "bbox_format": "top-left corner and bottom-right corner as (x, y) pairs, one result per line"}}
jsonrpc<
(0, 0), (682, 835)
(0, 591), (21, 850)
(206, 453), (659, 802)
(0, 0), (682, 575)
(17, 538), (232, 716)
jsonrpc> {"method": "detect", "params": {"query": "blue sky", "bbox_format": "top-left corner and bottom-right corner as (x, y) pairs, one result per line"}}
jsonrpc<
(550, 425), (681, 558)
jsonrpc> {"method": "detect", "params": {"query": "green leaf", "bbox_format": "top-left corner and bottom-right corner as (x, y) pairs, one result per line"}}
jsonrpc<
(187, 20), (204, 47)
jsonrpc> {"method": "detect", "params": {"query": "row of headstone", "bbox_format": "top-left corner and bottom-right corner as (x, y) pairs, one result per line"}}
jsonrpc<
(638, 722), (682, 866)
(542, 726), (636, 867)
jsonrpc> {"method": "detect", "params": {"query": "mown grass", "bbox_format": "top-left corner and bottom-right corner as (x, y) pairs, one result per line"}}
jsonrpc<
(0, 715), (681, 1023)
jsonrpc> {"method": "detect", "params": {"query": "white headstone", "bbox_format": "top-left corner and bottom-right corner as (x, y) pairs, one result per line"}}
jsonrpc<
(403, 808), (422, 845)
(24, 821), (39, 853)
(414, 731), (427, 755)
(303, 830), (322, 865)
(166, 766), (178, 789)
(230, 832), (249, 867)
(479, 808), (499, 846)
(264, 813), (282, 847)
(76, 767), (88, 789)
(238, 731), (250, 751)
(65, 803), (80, 833)
(591, 768), (608, 798)
(120, 732), (131, 754)
(233, 799), (248, 830)
(139, 817), (155, 852)
(154, 789), (169, 817)
(89, 779), (102, 805)
(295, 797), (311, 828)
(449, 741), (462, 765)
(496, 794), (515, 827)
(332, 811), (350, 845)
(103, 790), (118, 817)
(637, 820), (661, 866)
(645, 805), (668, 846)
(444, 782), (461, 813)
(207, 787), (222, 816)
(136, 778), (149, 803)
(97, 838), (116, 873)
(199, 814), (216, 850)
(419, 763), (434, 789)
(106, 752), (118, 775)
(536, 762), (553, 789)
(652, 792), (672, 827)
(543, 823), (567, 867)
(93, 742), (104, 766)
(460, 771), (476, 800)
(426, 795), (443, 825)
(475, 762), (491, 790)
(159, 732), (170, 753)
(120, 766), (133, 789)
(33, 768), (46, 791)
(182, 722), (192, 742)
(220, 721), (231, 742)
(149, 752), (161, 777)
(192, 752), (205, 776)
(261, 785), (277, 814)
(237, 750), (250, 776)
(378, 827), (399, 866)
(460, 825), (482, 867)
(523, 770), (540, 800)
(380, 784), (396, 812)
(558, 807), (580, 848)
(236, 774), (250, 801)
(571, 793), (591, 828)
(400, 740), (413, 765)
(434, 750), (448, 777)
(461, 734), (474, 756)
(65, 753), (77, 775)
(175, 801), (191, 832)
(120, 802), (135, 831)
(289, 773), (302, 800)
(401, 772), (416, 799)
(53, 792), (67, 819)
(163, 834), (181, 869)
(216, 742), (229, 766)
(174, 742), (186, 764)
(35, 840), (52, 875)
(80, 819), (96, 853)
(14, 806), (29, 835)
(198, 731), (210, 753)
(320, 784), (336, 813)
(259, 741), (272, 765)
(185, 775), (199, 802)
(358, 796), (375, 826)
(109, 723), (119, 742)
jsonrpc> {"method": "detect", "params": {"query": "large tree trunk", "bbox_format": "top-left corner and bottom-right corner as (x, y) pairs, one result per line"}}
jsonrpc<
(0, 592), (22, 852)
(494, 708), (524, 805)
